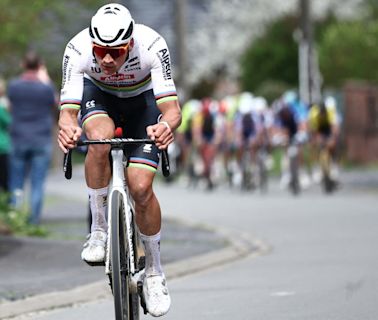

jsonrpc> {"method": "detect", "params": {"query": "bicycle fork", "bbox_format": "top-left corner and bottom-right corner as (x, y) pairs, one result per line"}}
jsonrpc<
(105, 149), (137, 277)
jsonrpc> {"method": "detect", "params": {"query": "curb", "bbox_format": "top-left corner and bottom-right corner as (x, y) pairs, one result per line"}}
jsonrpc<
(0, 223), (270, 319)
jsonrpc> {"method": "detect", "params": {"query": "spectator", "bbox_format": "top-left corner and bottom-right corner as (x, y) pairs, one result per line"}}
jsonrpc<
(7, 51), (56, 224)
(0, 78), (11, 192)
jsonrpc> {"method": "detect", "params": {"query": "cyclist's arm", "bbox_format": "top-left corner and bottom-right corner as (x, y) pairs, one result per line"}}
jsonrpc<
(58, 39), (85, 152)
(58, 108), (82, 153)
(327, 112), (341, 150)
(147, 35), (182, 149)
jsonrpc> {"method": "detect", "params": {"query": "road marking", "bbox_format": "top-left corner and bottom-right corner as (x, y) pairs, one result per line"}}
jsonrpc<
(270, 291), (296, 297)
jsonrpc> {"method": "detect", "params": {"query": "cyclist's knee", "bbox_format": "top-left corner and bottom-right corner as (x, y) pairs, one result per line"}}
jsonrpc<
(128, 170), (154, 206)
(87, 144), (110, 160)
(84, 116), (115, 140)
(129, 181), (153, 207)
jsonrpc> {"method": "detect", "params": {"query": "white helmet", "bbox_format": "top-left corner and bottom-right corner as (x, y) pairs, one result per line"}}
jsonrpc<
(254, 97), (268, 113)
(89, 3), (134, 47)
(238, 92), (254, 115)
(324, 96), (337, 111)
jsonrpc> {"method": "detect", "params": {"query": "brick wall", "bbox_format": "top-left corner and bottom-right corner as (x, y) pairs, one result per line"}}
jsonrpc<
(343, 82), (378, 163)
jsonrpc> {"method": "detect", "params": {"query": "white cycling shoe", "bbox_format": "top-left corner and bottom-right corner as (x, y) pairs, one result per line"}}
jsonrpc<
(143, 274), (171, 317)
(81, 229), (107, 263)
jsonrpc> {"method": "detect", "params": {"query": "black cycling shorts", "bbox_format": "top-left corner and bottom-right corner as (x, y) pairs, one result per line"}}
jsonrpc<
(80, 79), (161, 173)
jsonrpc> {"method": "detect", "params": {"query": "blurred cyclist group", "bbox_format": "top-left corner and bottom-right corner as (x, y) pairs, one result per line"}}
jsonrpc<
(171, 89), (342, 194)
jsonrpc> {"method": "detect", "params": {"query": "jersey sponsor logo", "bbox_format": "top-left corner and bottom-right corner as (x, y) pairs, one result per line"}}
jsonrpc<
(124, 58), (141, 71)
(91, 67), (101, 73)
(148, 36), (161, 51)
(85, 100), (96, 109)
(157, 49), (172, 80)
(124, 63), (141, 71)
(129, 62), (140, 68)
(67, 43), (82, 56)
(62, 55), (70, 88)
(100, 73), (135, 82)
(143, 144), (152, 154)
(126, 66), (141, 72)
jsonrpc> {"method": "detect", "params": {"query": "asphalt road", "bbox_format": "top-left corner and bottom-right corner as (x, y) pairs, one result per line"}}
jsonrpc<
(2, 168), (378, 320)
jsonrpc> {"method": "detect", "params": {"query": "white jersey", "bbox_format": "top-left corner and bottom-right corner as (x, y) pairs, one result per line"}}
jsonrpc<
(60, 24), (177, 110)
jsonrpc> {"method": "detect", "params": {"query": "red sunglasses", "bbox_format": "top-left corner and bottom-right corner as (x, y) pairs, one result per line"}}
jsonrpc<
(92, 43), (129, 59)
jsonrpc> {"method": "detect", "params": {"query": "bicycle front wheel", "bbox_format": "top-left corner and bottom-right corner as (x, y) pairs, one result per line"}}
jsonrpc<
(110, 190), (131, 320)
(288, 147), (300, 195)
(319, 149), (334, 193)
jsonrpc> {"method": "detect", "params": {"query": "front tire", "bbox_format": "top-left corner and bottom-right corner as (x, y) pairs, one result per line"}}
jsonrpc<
(289, 148), (300, 195)
(110, 191), (130, 320)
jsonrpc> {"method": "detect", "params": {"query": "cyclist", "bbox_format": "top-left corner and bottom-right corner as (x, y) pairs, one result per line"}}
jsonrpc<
(192, 97), (217, 190)
(222, 93), (241, 187)
(57, 4), (181, 317)
(233, 92), (264, 189)
(176, 98), (201, 185)
(308, 96), (341, 187)
(271, 91), (310, 189)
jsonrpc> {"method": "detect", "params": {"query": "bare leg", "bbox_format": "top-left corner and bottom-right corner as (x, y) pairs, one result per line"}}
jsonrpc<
(127, 167), (160, 235)
(84, 117), (114, 231)
(127, 167), (162, 275)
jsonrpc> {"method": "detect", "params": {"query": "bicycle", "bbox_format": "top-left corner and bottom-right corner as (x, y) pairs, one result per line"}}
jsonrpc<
(273, 132), (306, 196)
(63, 134), (170, 320)
(286, 140), (300, 195)
(318, 143), (338, 194)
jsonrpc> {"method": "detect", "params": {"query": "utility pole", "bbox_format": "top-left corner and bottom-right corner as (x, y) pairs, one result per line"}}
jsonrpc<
(175, 0), (188, 101)
(298, 0), (311, 105)
(298, 0), (322, 106)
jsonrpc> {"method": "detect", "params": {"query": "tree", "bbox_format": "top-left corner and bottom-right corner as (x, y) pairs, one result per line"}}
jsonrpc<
(238, 0), (376, 98)
(0, 1), (105, 82)
(239, 15), (299, 95)
(185, 0), (365, 90)
(318, 20), (378, 87)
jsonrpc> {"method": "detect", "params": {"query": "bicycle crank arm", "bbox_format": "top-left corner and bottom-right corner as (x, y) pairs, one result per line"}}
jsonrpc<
(130, 269), (145, 293)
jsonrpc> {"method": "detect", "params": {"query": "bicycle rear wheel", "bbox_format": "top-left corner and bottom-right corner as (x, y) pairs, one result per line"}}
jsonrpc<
(110, 190), (136, 320)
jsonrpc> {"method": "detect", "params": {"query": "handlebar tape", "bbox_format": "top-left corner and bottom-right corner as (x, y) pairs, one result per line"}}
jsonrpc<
(161, 150), (170, 178)
(63, 150), (72, 180)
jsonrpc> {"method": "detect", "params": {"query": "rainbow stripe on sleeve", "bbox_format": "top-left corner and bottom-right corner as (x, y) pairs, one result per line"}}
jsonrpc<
(128, 157), (158, 172)
(60, 99), (81, 110)
(155, 91), (178, 105)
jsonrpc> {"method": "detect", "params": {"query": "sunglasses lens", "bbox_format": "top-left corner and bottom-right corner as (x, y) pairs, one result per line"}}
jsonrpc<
(93, 46), (106, 58)
(93, 45), (127, 59)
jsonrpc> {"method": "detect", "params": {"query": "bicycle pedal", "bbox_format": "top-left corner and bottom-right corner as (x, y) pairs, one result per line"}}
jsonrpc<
(83, 260), (105, 267)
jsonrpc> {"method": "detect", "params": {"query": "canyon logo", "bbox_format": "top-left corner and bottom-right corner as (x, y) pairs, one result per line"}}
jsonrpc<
(157, 49), (172, 80)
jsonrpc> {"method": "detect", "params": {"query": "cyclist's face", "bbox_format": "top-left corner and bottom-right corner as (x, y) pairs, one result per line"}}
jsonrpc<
(93, 43), (130, 75)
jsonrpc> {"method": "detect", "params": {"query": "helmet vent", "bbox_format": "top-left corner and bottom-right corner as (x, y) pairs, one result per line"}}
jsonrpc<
(122, 21), (133, 40)
(94, 28), (125, 44)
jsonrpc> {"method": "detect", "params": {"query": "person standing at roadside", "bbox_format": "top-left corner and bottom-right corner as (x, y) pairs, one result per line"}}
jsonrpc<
(7, 51), (56, 224)
(0, 78), (11, 192)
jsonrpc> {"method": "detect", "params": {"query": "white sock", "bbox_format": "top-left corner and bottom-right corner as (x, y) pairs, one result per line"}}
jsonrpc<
(140, 231), (163, 276)
(88, 186), (108, 233)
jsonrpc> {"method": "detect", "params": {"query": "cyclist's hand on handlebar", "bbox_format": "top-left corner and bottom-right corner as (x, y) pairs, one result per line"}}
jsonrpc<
(58, 124), (82, 153)
(146, 122), (173, 150)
